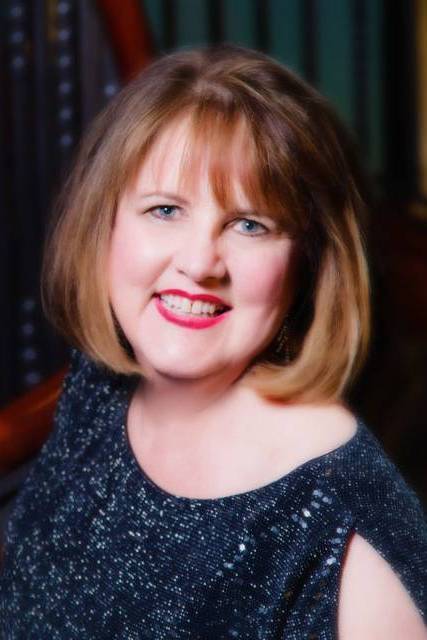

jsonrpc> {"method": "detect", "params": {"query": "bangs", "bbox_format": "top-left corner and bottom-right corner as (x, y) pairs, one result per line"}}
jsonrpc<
(179, 108), (267, 218)
(128, 104), (308, 238)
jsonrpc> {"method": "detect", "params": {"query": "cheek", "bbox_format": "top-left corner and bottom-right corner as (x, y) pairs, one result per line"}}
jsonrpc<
(234, 244), (297, 308)
(109, 233), (130, 279)
(108, 225), (162, 289)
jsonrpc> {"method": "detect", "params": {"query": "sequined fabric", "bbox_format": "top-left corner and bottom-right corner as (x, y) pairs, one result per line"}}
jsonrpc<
(1, 351), (426, 639)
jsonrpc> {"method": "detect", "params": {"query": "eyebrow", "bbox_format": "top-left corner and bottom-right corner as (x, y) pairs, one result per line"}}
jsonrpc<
(136, 191), (190, 205)
(136, 190), (269, 221)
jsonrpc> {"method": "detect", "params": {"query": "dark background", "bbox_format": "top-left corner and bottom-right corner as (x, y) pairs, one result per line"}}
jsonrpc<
(1, 0), (426, 529)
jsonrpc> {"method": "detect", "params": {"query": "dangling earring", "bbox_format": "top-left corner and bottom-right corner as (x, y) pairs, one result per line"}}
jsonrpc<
(273, 320), (291, 364)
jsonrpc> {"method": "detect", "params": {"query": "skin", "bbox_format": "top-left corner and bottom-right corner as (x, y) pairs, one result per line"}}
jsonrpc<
(107, 115), (425, 637)
(338, 533), (427, 638)
(108, 115), (301, 444)
(107, 115), (358, 495)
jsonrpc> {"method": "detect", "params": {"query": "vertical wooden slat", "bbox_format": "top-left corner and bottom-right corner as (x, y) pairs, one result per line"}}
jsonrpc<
(32, 0), (58, 381)
(7, 0), (44, 394)
(317, 0), (353, 127)
(352, 0), (369, 153)
(222, 0), (256, 48)
(0, 5), (15, 404)
(79, 0), (120, 129)
(366, 0), (383, 179)
(35, 0), (72, 378)
(383, 0), (418, 199)
(269, 0), (302, 72)
(301, 0), (318, 84)
(162, 0), (177, 51)
(32, 0), (49, 228)
(142, 0), (167, 51)
(255, 0), (269, 51)
(207, 0), (223, 45)
(416, 0), (427, 201)
(51, 0), (81, 183)
(96, 0), (154, 78)
(176, 0), (209, 46)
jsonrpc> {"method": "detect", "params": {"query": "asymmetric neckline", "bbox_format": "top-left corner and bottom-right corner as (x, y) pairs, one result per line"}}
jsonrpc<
(119, 380), (364, 504)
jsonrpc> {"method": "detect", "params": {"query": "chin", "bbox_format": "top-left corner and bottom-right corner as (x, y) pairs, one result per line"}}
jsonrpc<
(133, 348), (221, 380)
(153, 363), (224, 382)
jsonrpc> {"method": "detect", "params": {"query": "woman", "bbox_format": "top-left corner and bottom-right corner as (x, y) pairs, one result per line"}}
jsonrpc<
(1, 45), (426, 639)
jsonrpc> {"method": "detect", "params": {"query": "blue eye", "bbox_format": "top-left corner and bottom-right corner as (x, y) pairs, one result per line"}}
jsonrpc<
(150, 205), (178, 219)
(235, 218), (268, 236)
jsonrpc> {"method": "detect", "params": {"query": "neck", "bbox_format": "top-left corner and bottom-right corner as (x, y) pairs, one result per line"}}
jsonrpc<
(133, 362), (254, 441)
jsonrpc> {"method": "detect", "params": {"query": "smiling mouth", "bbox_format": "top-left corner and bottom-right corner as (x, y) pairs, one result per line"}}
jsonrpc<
(154, 294), (230, 318)
(153, 295), (231, 329)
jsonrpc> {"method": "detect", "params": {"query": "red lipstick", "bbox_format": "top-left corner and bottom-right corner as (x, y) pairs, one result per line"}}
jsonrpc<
(154, 291), (231, 330)
(157, 289), (230, 307)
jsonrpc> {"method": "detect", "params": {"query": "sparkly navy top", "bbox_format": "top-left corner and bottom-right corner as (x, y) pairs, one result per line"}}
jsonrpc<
(1, 350), (426, 639)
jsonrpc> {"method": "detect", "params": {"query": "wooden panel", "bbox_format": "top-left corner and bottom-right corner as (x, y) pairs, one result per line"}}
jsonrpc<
(0, 368), (66, 474)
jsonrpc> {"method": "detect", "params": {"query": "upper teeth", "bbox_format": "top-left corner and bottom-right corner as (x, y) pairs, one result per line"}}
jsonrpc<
(160, 294), (224, 315)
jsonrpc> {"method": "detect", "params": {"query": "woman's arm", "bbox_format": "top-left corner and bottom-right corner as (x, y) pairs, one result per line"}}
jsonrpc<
(338, 532), (426, 639)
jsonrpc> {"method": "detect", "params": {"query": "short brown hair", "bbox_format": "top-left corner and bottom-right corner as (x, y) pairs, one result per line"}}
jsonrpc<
(42, 44), (370, 403)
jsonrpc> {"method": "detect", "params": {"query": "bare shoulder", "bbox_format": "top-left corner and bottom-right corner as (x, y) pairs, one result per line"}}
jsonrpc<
(338, 532), (427, 639)
(264, 400), (358, 456)
(249, 398), (359, 474)
(291, 402), (357, 441)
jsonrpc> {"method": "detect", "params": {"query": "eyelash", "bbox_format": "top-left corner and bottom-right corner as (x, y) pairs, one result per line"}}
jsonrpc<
(146, 205), (269, 236)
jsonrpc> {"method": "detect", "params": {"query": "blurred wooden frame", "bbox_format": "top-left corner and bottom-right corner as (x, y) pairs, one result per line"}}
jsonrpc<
(95, 0), (154, 80)
(0, 368), (68, 474)
(0, 0), (153, 475)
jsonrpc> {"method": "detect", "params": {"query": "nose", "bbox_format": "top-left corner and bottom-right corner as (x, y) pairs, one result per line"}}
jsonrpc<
(174, 229), (228, 283)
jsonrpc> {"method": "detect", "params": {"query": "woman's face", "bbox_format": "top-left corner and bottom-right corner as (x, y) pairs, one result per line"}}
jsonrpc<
(108, 117), (299, 382)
